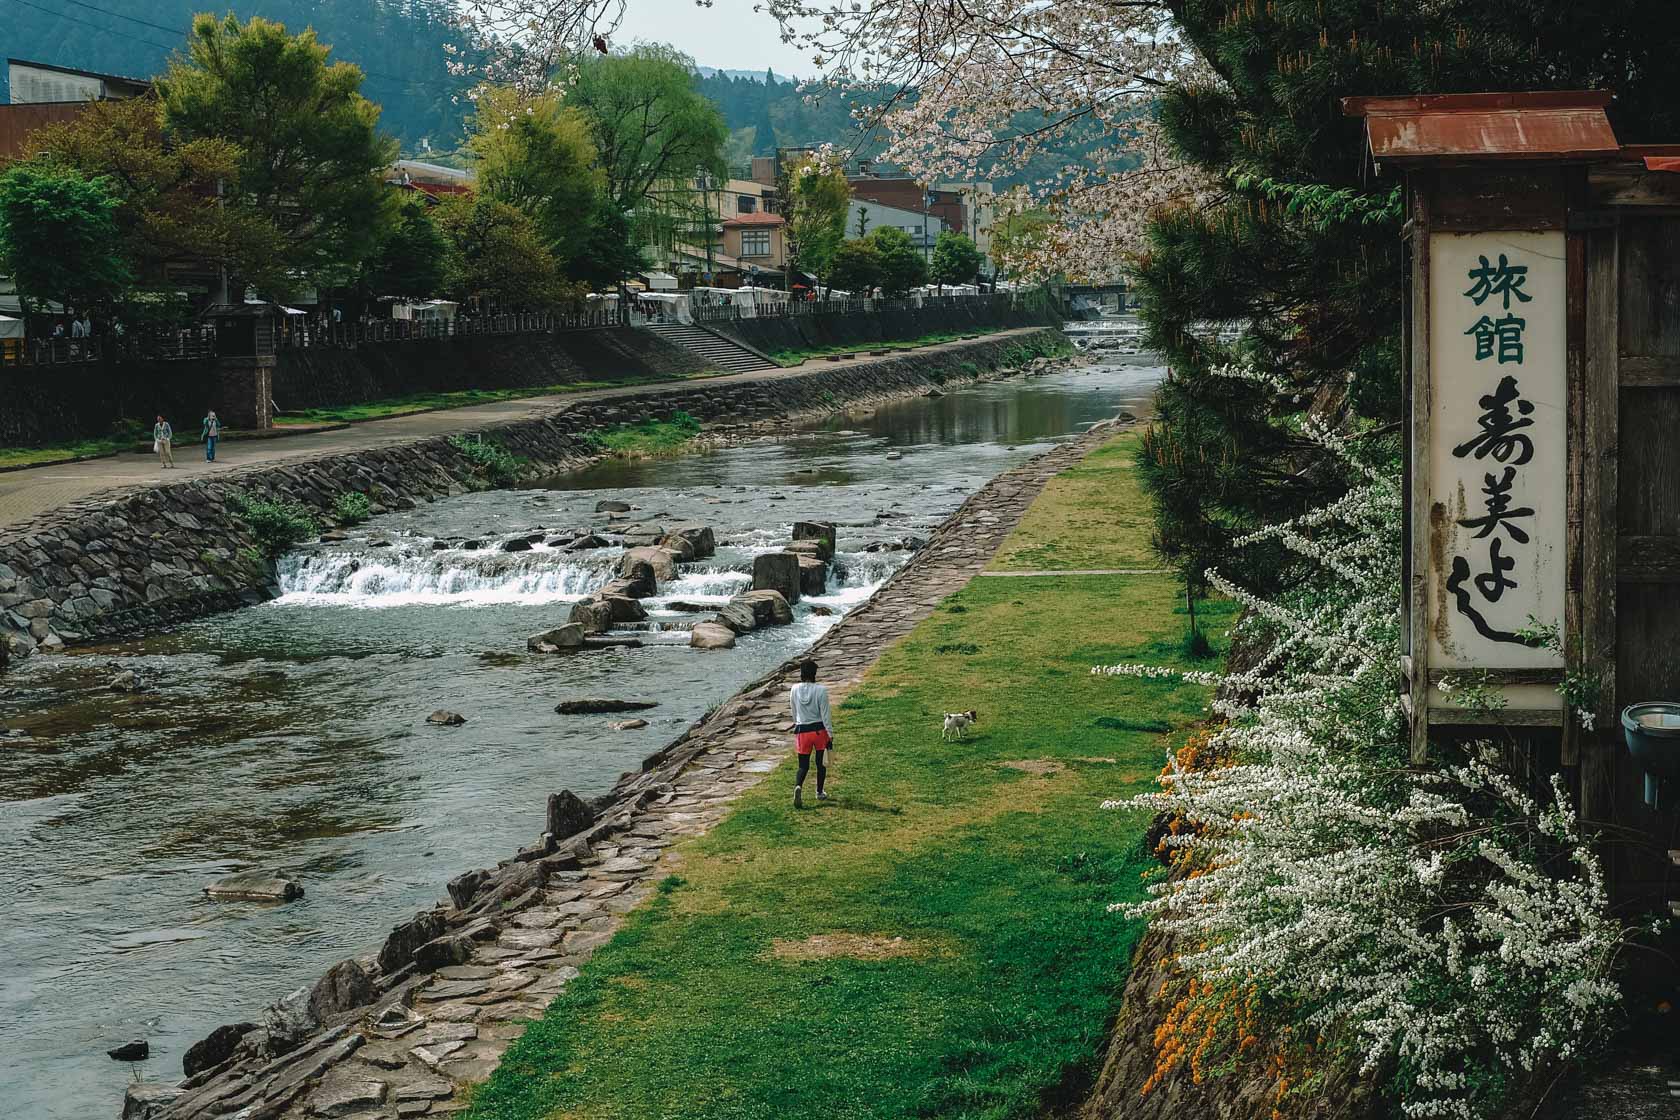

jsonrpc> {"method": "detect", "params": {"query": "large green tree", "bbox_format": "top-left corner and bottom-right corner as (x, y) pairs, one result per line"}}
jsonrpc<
(434, 194), (569, 310)
(0, 164), (130, 313)
(467, 85), (603, 271)
(780, 154), (852, 287)
(22, 97), (283, 297)
(868, 226), (927, 297)
(157, 13), (398, 292)
(361, 195), (449, 299)
(929, 230), (982, 291)
(570, 199), (648, 293)
(827, 237), (882, 296)
(568, 45), (728, 211)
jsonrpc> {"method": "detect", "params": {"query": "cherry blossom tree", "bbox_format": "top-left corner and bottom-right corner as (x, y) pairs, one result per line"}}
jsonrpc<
(451, 0), (1206, 281)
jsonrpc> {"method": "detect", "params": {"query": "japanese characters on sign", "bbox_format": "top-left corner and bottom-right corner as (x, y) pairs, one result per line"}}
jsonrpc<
(1428, 232), (1565, 675)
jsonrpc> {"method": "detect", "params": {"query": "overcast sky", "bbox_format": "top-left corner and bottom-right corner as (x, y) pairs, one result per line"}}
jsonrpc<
(612, 0), (812, 76)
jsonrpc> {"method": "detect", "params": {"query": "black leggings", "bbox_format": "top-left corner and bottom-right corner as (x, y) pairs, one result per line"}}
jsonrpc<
(795, 750), (827, 790)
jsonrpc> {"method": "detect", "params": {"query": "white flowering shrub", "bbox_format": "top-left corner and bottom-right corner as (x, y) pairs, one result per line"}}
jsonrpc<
(1095, 423), (1623, 1119)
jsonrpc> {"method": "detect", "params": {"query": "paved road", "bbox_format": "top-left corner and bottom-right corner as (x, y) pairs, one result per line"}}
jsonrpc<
(0, 330), (1044, 531)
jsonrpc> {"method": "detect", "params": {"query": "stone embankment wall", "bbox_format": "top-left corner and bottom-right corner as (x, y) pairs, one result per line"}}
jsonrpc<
(0, 329), (1064, 662)
(120, 410), (1121, 1120)
(711, 297), (1057, 358)
(3, 304), (1056, 447)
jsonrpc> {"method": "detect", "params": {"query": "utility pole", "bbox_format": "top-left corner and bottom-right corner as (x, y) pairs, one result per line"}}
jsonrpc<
(921, 189), (933, 266)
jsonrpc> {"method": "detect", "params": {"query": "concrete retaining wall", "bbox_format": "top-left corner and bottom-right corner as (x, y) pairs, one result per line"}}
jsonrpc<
(0, 329), (1065, 662)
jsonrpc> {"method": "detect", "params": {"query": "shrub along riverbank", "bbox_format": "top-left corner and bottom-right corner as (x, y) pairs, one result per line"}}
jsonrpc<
(464, 431), (1238, 1120)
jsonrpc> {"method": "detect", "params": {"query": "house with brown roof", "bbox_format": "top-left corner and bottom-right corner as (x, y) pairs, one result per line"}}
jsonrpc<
(721, 210), (788, 276)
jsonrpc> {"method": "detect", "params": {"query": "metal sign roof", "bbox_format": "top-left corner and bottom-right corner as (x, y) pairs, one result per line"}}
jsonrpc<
(1342, 92), (1619, 164)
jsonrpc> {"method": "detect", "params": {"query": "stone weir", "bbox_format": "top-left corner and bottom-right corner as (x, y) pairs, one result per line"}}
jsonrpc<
(0, 328), (1063, 662)
(120, 416), (1127, 1120)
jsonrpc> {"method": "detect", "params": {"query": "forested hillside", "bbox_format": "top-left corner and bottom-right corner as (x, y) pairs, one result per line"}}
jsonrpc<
(692, 68), (874, 163)
(5, 0), (474, 150)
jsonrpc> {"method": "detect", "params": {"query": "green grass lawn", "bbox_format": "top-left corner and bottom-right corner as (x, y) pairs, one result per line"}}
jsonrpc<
(0, 419), (151, 468)
(772, 325), (1012, 368)
(988, 435), (1160, 572)
(465, 432), (1235, 1120)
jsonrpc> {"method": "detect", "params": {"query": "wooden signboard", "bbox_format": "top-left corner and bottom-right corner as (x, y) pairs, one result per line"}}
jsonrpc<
(1425, 232), (1567, 708)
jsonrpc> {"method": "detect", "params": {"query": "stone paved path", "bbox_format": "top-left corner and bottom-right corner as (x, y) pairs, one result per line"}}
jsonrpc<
(0, 330), (1043, 530)
(140, 420), (1128, 1120)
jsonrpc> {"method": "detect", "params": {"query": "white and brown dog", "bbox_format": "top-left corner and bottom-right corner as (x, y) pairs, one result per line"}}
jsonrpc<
(941, 710), (978, 741)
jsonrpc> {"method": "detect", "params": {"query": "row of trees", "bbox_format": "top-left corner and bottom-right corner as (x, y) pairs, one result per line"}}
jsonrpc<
(0, 15), (739, 323)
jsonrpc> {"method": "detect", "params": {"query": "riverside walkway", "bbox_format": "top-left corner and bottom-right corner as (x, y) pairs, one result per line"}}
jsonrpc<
(0, 329), (1044, 530)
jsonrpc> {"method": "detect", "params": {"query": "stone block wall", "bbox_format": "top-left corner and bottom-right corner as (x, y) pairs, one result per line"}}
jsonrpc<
(0, 329), (1064, 661)
(709, 298), (1058, 358)
(270, 328), (709, 412)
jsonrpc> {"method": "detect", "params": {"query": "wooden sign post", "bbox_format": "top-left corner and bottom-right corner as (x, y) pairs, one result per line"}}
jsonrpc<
(1349, 91), (1680, 908)
(1343, 93), (1621, 763)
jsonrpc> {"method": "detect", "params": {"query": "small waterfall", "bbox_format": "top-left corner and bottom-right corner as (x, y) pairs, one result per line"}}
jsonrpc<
(271, 533), (915, 615)
(275, 540), (619, 607)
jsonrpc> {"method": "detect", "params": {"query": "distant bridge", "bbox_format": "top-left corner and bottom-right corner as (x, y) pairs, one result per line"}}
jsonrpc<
(1061, 283), (1133, 317)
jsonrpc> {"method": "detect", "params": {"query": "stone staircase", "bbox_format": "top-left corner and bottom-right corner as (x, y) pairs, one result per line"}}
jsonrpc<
(643, 323), (779, 373)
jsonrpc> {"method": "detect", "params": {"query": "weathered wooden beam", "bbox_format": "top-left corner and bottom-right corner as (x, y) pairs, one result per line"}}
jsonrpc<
(1616, 534), (1680, 581)
(1427, 707), (1564, 728)
(1618, 355), (1680, 386)
(1589, 163), (1680, 208)
(1565, 179), (1588, 767)
(1425, 668), (1566, 686)
(1581, 224), (1620, 837)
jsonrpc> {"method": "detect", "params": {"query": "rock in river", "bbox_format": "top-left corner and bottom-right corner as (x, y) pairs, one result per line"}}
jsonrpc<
(796, 554), (828, 596)
(182, 1022), (258, 1077)
(109, 670), (143, 693)
(620, 545), (679, 582)
(107, 1039), (149, 1062)
(426, 710), (467, 725)
(567, 598), (613, 635)
(791, 521), (837, 560)
(609, 718), (650, 730)
(690, 622), (737, 650)
(555, 698), (660, 714)
(751, 552), (801, 604)
(527, 624), (585, 653)
(665, 522), (717, 559)
(734, 589), (795, 627)
(595, 499), (631, 513)
(122, 1081), (183, 1118)
(204, 871), (304, 903)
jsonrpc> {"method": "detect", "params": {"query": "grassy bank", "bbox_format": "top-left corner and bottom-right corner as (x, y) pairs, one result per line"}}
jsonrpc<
(585, 411), (703, 458)
(466, 431), (1236, 1120)
(771, 325), (1015, 367)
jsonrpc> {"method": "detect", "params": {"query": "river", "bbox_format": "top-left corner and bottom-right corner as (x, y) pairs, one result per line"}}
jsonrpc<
(0, 344), (1161, 1117)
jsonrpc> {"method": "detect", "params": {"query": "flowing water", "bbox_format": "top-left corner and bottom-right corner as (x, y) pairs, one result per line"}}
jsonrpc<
(0, 345), (1161, 1117)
